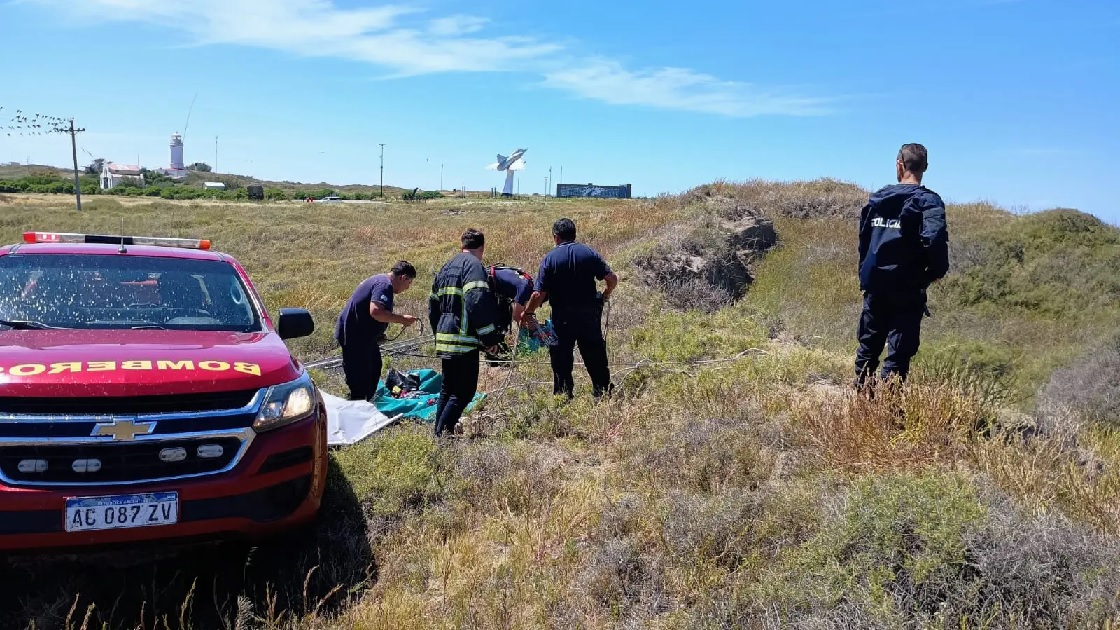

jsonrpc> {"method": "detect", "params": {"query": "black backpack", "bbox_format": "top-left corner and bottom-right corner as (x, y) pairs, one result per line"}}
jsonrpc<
(384, 368), (421, 398)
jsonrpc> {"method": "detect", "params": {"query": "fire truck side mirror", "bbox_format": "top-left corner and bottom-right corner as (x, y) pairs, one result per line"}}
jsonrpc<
(277, 308), (315, 340)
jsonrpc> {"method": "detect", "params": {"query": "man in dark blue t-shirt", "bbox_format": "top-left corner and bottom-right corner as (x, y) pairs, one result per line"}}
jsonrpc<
(335, 260), (419, 400)
(523, 218), (618, 399)
(489, 266), (534, 328)
(483, 264), (537, 364)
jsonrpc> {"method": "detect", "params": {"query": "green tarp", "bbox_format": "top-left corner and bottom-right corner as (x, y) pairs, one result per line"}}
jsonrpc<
(372, 368), (485, 421)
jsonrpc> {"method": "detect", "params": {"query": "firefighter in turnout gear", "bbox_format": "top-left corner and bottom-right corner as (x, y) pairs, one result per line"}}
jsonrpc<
(428, 228), (504, 437)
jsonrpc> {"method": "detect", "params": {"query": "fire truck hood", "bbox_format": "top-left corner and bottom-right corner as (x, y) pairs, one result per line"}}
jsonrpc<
(0, 330), (301, 398)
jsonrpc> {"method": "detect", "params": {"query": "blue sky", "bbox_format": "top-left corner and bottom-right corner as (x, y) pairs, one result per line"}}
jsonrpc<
(2, 0), (1118, 221)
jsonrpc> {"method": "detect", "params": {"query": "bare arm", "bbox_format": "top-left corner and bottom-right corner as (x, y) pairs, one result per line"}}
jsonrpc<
(523, 290), (547, 317)
(370, 301), (418, 326)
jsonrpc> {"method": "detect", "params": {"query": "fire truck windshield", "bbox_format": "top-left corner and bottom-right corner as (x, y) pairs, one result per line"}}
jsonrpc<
(0, 254), (262, 332)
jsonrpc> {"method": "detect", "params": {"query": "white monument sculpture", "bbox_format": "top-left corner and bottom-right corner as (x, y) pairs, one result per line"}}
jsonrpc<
(486, 148), (527, 197)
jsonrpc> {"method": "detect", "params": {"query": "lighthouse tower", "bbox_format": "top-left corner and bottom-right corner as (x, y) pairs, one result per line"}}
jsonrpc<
(159, 132), (188, 179)
(170, 133), (185, 170)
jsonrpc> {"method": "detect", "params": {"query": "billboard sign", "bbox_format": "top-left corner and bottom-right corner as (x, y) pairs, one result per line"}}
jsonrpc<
(556, 183), (632, 199)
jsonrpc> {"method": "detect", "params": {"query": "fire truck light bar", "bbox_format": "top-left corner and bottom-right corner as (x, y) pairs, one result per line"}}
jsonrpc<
(22, 232), (211, 250)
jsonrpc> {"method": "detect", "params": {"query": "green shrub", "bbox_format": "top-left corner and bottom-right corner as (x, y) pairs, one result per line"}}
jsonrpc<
(762, 472), (985, 624)
(940, 209), (1120, 315)
(330, 423), (448, 517)
(755, 473), (1120, 628)
(1040, 336), (1120, 429)
(910, 339), (1016, 411)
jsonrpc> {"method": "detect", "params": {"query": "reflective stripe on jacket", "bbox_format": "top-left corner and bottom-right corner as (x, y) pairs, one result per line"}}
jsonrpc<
(428, 252), (503, 357)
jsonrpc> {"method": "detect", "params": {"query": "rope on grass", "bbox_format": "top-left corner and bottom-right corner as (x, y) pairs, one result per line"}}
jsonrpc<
(305, 341), (768, 374)
(300, 304), (773, 410)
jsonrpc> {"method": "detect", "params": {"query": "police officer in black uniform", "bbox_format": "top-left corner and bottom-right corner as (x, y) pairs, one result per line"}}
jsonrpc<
(854, 143), (950, 389)
(523, 218), (618, 399)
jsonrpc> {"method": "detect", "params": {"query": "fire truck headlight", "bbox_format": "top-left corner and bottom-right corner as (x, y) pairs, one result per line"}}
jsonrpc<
(253, 373), (316, 432)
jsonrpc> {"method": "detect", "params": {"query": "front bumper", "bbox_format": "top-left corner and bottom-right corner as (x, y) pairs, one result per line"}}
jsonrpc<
(0, 407), (327, 552)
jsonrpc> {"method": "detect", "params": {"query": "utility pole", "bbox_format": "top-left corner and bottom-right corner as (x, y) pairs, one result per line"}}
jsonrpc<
(548, 166), (552, 196)
(379, 143), (385, 197)
(215, 135), (218, 173)
(440, 163), (444, 191)
(67, 118), (84, 212)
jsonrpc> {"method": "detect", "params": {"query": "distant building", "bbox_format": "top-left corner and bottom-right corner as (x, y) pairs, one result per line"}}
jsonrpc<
(203, 182), (226, 190)
(556, 183), (632, 199)
(99, 163), (145, 190)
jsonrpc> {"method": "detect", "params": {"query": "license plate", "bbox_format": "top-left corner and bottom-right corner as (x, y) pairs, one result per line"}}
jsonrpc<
(64, 492), (179, 532)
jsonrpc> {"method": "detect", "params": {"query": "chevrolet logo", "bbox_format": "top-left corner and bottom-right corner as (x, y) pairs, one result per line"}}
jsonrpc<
(91, 418), (156, 441)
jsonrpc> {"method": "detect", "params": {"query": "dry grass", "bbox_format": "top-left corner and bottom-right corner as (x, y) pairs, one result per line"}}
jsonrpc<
(2, 188), (1120, 629)
(794, 381), (990, 475)
(676, 177), (868, 221)
(975, 428), (1120, 538)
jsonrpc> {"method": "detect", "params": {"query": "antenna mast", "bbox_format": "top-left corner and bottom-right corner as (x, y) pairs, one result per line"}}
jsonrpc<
(182, 92), (197, 143)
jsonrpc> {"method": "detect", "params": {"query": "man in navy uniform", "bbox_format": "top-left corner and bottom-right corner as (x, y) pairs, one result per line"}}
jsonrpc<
(523, 217), (618, 399)
(854, 143), (950, 389)
(484, 263), (537, 363)
(335, 261), (419, 401)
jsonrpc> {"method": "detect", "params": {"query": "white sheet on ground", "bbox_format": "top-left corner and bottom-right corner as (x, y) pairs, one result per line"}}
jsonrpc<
(322, 391), (400, 446)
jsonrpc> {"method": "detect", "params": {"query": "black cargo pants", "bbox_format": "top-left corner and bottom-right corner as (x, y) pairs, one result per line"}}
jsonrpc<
(434, 350), (480, 437)
(549, 305), (612, 398)
(341, 341), (383, 401)
(854, 291), (927, 387)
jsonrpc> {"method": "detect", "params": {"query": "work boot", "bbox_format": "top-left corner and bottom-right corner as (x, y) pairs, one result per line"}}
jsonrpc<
(593, 382), (616, 400)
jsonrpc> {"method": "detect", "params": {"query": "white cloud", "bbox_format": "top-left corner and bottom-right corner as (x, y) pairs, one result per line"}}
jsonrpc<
(542, 59), (832, 117)
(428, 15), (489, 37)
(24, 0), (832, 117)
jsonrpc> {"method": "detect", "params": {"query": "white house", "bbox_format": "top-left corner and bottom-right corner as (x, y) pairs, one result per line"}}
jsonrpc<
(99, 162), (145, 190)
(203, 181), (226, 190)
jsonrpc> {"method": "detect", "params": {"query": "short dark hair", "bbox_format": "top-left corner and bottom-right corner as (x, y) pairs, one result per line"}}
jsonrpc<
(461, 228), (485, 250)
(897, 143), (928, 174)
(552, 218), (576, 242)
(390, 260), (416, 278)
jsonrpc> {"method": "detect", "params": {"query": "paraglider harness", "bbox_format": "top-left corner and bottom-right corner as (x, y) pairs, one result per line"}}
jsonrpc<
(485, 263), (534, 364)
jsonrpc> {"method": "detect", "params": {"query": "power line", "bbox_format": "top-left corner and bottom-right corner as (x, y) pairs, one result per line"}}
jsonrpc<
(3, 107), (85, 211)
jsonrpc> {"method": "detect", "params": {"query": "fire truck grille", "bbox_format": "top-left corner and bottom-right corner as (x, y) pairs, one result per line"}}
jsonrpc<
(0, 437), (244, 485)
(0, 390), (259, 416)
